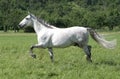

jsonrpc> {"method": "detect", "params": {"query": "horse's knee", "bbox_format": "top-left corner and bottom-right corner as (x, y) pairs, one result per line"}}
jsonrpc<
(30, 45), (34, 50)
(88, 45), (92, 52)
(88, 45), (92, 49)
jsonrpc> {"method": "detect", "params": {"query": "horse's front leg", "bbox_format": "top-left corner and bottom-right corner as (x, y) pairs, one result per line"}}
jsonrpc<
(48, 48), (54, 62)
(30, 44), (44, 58)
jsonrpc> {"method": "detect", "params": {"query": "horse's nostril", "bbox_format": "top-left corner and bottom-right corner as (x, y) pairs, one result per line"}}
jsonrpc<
(18, 24), (23, 28)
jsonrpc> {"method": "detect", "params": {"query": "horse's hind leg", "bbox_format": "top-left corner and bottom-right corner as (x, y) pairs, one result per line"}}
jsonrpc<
(48, 48), (54, 62)
(83, 45), (92, 62)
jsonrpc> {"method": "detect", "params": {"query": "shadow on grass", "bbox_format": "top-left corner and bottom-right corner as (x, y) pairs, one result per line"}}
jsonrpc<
(37, 72), (58, 79)
(94, 60), (119, 66)
(48, 72), (59, 77)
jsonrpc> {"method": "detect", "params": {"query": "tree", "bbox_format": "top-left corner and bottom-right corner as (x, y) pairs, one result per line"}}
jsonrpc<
(0, 0), (120, 32)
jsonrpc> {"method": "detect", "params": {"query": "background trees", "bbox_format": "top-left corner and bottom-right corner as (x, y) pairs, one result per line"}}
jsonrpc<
(0, 0), (120, 32)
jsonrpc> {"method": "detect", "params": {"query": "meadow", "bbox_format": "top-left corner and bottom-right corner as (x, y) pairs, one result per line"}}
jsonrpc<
(0, 32), (120, 79)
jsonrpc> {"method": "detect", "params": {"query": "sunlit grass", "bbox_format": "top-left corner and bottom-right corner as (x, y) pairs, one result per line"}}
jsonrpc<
(0, 32), (120, 79)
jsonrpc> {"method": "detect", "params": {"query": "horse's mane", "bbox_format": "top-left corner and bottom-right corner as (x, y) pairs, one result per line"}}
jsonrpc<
(37, 18), (57, 29)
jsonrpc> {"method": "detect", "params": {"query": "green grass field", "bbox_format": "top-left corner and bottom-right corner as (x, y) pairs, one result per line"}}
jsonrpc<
(0, 32), (120, 79)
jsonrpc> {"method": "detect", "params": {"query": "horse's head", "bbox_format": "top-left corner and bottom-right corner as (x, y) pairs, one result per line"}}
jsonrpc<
(19, 13), (36, 28)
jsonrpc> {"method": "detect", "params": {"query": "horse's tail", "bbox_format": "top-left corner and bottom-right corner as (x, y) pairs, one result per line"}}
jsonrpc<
(87, 28), (116, 49)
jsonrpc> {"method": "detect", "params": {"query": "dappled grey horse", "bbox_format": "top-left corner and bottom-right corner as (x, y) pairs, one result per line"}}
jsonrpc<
(19, 13), (116, 62)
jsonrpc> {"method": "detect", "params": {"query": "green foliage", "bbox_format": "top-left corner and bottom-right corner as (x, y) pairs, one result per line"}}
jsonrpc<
(0, 0), (120, 32)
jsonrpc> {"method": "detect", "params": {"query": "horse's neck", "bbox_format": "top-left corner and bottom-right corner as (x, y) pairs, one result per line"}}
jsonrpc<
(33, 20), (47, 35)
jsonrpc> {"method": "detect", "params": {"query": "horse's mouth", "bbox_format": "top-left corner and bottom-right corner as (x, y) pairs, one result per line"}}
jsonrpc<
(18, 24), (25, 28)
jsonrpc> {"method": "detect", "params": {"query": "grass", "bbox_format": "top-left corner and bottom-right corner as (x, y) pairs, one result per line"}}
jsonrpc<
(0, 32), (120, 79)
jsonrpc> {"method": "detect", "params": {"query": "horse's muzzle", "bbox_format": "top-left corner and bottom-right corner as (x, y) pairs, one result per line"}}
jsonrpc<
(18, 24), (24, 28)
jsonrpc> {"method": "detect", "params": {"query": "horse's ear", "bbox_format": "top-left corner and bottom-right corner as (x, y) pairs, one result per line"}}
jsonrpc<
(29, 13), (36, 19)
(28, 11), (31, 15)
(29, 13), (33, 18)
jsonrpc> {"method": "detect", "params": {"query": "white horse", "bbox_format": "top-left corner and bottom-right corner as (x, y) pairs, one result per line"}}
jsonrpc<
(19, 13), (116, 62)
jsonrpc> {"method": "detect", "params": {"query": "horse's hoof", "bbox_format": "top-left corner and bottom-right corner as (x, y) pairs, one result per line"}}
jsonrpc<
(31, 54), (36, 58)
(87, 58), (92, 63)
(85, 55), (92, 62)
(88, 59), (92, 62)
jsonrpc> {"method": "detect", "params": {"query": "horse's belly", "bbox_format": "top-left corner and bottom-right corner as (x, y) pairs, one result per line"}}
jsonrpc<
(52, 42), (73, 48)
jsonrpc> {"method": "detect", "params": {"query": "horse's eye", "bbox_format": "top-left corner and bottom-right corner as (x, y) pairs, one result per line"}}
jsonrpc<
(26, 18), (29, 20)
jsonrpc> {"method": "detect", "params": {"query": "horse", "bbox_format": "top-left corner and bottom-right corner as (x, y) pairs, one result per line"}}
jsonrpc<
(19, 13), (116, 62)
